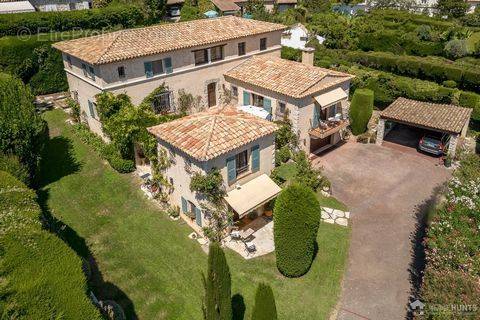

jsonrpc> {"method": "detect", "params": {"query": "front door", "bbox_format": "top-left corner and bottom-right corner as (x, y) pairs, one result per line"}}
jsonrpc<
(207, 82), (216, 108)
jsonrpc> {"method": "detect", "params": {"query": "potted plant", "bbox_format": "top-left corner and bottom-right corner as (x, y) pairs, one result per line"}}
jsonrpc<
(444, 155), (452, 167)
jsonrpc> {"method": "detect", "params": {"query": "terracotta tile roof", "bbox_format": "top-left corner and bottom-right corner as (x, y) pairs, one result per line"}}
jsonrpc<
(147, 105), (278, 161)
(53, 16), (286, 65)
(276, 0), (297, 4)
(211, 0), (240, 11)
(380, 97), (472, 134)
(224, 56), (353, 99)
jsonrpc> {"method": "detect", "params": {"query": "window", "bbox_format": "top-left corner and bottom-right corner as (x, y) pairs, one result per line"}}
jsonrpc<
(66, 55), (72, 68)
(69, 2), (75, 10)
(194, 49), (208, 66)
(81, 63), (87, 77)
(151, 91), (171, 114)
(300, 36), (308, 42)
(231, 86), (238, 97)
(252, 93), (264, 108)
(238, 42), (246, 56)
(210, 45), (224, 62)
(117, 66), (125, 79)
(88, 66), (95, 80)
(278, 101), (286, 114)
(260, 38), (267, 51)
(328, 104), (337, 118)
(236, 150), (249, 175)
(152, 60), (163, 75)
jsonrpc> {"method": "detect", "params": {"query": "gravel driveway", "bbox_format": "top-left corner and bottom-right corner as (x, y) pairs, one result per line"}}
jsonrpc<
(312, 142), (451, 320)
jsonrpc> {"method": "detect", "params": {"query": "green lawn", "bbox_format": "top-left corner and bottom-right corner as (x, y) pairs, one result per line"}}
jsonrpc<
(317, 193), (349, 212)
(37, 110), (350, 320)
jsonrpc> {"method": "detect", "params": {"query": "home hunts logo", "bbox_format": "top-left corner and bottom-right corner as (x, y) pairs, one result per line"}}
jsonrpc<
(410, 299), (478, 316)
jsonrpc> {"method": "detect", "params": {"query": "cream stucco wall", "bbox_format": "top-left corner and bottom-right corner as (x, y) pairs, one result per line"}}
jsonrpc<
(158, 133), (275, 228)
(226, 78), (351, 153)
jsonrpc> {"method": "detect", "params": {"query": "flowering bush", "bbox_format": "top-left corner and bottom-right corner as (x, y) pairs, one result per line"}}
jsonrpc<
(419, 154), (480, 317)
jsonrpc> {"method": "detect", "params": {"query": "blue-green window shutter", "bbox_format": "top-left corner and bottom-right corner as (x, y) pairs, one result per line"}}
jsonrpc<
(195, 207), (202, 227)
(312, 105), (320, 128)
(251, 145), (260, 172)
(164, 57), (173, 74)
(243, 91), (250, 105)
(88, 100), (95, 118)
(181, 197), (188, 213)
(263, 98), (272, 114)
(144, 61), (153, 78)
(227, 156), (236, 183)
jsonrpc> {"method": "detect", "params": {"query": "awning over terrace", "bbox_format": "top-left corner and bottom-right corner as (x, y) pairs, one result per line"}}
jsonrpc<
(314, 87), (347, 108)
(224, 174), (281, 218)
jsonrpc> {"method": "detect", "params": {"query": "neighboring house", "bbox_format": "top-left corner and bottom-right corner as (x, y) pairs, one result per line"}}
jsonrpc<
(30, 0), (91, 11)
(53, 16), (286, 137)
(166, 0), (183, 20)
(467, 0), (479, 13)
(0, 0), (35, 13)
(147, 105), (281, 234)
(211, 0), (240, 15)
(281, 23), (324, 50)
(224, 49), (354, 155)
(332, 2), (368, 15)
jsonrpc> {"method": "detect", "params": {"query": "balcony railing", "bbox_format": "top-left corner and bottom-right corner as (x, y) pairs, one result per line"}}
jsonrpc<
(309, 119), (349, 139)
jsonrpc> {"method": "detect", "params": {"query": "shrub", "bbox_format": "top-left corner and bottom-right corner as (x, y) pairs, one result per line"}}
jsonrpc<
(459, 91), (480, 121)
(0, 73), (47, 180)
(0, 153), (29, 184)
(0, 4), (143, 37)
(275, 145), (291, 166)
(444, 39), (468, 59)
(274, 184), (320, 277)
(0, 171), (102, 319)
(202, 242), (232, 320)
(72, 124), (135, 173)
(349, 88), (374, 135)
(251, 283), (277, 320)
(442, 80), (457, 88)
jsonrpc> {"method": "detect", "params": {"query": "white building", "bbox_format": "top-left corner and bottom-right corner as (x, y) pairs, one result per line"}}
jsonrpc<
(281, 24), (324, 50)
(0, 0), (35, 14)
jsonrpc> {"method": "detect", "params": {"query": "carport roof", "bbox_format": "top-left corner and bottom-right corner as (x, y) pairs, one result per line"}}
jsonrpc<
(380, 97), (472, 134)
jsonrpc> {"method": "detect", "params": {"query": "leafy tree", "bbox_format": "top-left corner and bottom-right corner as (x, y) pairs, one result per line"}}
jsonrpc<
(202, 242), (232, 320)
(0, 73), (47, 180)
(251, 283), (277, 320)
(95, 92), (132, 123)
(145, 0), (167, 23)
(436, 0), (468, 18)
(190, 168), (226, 204)
(273, 184), (320, 277)
(180, 0), (200, 21)
(293, 151), (326, 191)
(349, 88), (374, 135)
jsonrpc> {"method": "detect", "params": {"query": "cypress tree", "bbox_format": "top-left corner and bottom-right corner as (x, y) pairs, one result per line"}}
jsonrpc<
(348, 88), (374, 135)
(251, 283), (277, 320)
(202, 242), (232, 320)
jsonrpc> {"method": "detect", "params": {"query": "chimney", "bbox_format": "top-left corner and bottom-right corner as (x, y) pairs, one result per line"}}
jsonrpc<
(301, 47), (315, 66)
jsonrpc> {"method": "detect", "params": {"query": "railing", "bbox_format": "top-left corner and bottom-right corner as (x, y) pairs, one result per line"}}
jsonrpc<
(309, 119), (349, 139)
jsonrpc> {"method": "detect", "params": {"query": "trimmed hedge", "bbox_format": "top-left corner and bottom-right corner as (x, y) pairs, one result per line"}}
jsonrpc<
(0, 153), (29, 184)
(251, 283), (277, 320)
(0, 171), (102, 319)
(459, 91), (480, 120)
(349, 89), (374, 135)
(0, 4), (143, 37)
(343, 51), (480, 92)
(273, 184), (320, 277)
(72, 124), (135, 173)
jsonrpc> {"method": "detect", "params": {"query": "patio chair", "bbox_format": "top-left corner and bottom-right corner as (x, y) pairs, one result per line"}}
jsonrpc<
(230, 230), (241, 241)
(244, 241), (256, 255)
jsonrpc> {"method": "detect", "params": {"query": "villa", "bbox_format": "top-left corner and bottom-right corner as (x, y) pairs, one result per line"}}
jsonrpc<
(53, 16), (286, 136)
(147, 105), (281, 234)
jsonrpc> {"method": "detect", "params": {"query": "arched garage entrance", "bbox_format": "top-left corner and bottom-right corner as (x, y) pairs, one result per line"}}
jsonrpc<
(376, 98), (472, 158)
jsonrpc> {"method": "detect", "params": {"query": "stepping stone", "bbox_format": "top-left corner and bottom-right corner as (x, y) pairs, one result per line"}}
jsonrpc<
(332, 209), (344, 218)
(345, 212), (350, 219)
(323, 218), (335, 224)
(336, 218), (348, 227)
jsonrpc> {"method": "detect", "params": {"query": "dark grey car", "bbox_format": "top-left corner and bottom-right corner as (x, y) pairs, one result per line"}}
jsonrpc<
(418, 134), (449, 156)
